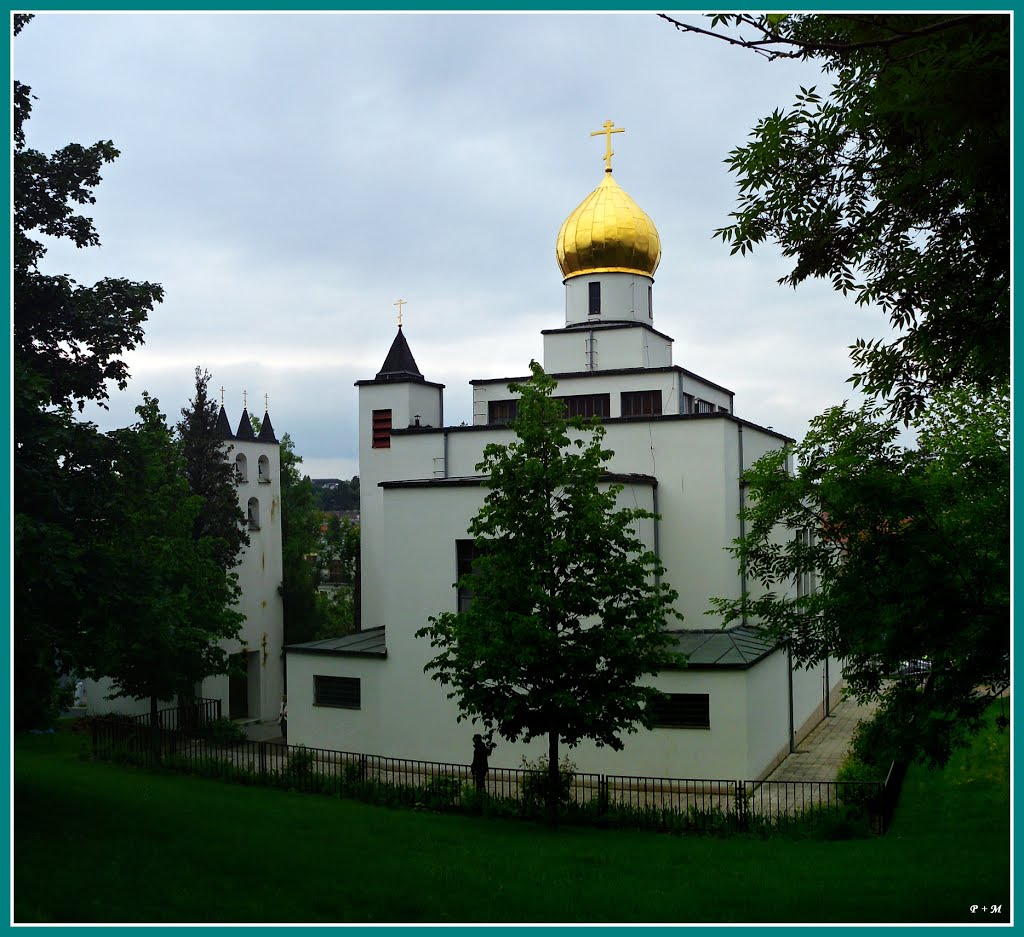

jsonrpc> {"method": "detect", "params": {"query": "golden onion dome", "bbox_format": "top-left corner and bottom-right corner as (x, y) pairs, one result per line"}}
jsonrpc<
(556, 171), (662, 280)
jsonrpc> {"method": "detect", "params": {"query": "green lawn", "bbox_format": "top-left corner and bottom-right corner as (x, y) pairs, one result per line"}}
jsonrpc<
(14, 706), (1010, 925)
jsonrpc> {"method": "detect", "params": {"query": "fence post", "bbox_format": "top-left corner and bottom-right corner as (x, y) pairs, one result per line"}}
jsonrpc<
(599, 776), (609, 816)
(735, 780), (748, 832)
(259, 741), (267, 777)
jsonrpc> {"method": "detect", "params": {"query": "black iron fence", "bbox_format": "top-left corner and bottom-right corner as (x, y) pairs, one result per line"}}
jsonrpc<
(89, 714), (887, 836)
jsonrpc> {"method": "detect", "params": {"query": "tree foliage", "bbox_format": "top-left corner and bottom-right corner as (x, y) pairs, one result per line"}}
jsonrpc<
(711, 388), (1009, 768)
(13, 14), (164, 728)
(177, 367), (248, 571)
(661, 13), (1009, 419)
(79, 397), (245, 747)
(417, 362), (682, 811)
(277, 434), (327, 644)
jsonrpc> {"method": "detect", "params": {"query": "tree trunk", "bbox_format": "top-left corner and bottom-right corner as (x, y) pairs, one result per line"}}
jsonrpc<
(149, 694), (161, 765)
(547, 730), (559, 827)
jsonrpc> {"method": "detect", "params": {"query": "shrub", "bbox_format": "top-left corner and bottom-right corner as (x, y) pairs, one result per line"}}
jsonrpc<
(520, 754), (575, 814)
(200, 716), (246, 746)
(286, 745), (315, 779)
(421, 774), (462, 810)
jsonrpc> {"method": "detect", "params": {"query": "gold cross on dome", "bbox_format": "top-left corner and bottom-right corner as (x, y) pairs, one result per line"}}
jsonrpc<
(591, 119), (625, 172)
(394, 298), (407, 327)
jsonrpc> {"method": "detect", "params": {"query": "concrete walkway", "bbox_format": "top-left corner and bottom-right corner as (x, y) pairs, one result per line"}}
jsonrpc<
(764, 693), (880, 783)
(240, 720), (285, 744)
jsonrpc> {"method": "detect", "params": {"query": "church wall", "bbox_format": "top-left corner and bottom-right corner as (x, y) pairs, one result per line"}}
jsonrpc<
(563, 272), (653, 327)
(745, 649), (792, 778)
(543, 326), (673, 374)
(204, 435), (284, 723)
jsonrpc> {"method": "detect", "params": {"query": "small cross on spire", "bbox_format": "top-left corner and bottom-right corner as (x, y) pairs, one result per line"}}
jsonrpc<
(264, 393), (269, 412)
(219, 385), (225, 407)
(590, 119), (625, 172)
(394, 298), (407, 328)
(243, 389), (248, 410)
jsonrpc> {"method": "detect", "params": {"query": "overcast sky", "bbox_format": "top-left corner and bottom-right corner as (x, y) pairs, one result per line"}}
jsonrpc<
(15, 12), (894, 481)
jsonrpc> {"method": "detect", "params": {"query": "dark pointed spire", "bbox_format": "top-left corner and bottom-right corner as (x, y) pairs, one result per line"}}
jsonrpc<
(375, 326), (423, 382)
(216, 405), (234, 439)
(258, 411), (278, 443)
(235, 408), (256, 440)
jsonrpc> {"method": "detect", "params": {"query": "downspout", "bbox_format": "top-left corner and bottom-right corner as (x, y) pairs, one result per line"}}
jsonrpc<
(652, 483), (661, 588)
(788, 648), (795, 753)
(737, 423), (747, 625)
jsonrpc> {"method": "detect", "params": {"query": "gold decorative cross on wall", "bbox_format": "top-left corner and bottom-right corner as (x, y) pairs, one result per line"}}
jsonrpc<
(591, 119), (625, 172)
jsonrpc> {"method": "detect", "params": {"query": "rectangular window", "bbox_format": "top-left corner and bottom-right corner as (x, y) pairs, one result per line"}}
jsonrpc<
(488, 399), (519, 426)
(372, 409), (392, 449)
(557, 393), (610, 419)
(648, 285), (653, 317)
(682, 393), (695, 415)
(693, 398), (716, 415)
(649, 693), (710, 729)
(588, 282), (601, 316)
(621, 390), (663, 417)
(314, 675), (361, 709)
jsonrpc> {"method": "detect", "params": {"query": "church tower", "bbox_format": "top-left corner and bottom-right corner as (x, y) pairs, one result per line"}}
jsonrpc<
(545, 120), (672, 373)
(355, 308), (444, 630)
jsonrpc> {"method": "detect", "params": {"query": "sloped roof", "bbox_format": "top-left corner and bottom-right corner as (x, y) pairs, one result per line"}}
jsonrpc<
(374, 327), (423, 382)
(257, 410), (278, 443)
(216, 405), (234, 439)
(285, 626), (387, 658)
(235, 408), (256, 440)
(665, 625), (778, 669)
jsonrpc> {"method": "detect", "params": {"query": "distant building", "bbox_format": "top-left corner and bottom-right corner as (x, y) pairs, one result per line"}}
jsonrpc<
(285, 129), (841, 780)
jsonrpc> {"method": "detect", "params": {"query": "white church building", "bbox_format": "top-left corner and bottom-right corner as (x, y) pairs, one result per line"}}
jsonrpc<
(285, 127), (842, 781)
(83, 404), (285, 725)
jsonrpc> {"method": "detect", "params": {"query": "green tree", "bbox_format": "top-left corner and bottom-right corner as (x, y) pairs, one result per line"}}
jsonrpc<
(177, 367), (248, 572)
(661, 13), (1009, 420)
(80, 396), (244, 758)
(711, 387), (1009, 768)
(417, 362), (682, 816)
(278, 434), (326, 644)
(322, 513), (360, 585)
(13, 13), (164, 728)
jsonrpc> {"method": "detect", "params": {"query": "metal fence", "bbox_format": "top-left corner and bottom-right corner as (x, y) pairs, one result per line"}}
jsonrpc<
(89, 712), (887, 836)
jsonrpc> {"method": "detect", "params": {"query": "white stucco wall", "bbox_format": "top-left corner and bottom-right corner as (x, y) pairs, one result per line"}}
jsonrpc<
(563, 271), (654, 327)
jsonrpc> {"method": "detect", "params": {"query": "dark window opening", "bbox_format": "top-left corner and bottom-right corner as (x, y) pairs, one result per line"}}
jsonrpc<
(557, 393), (610, 419)
(314, 675), (361, 709)
(649, 693), (710, 729)
(456, 539), (488, 612)
(488, 399), (519, 426)
(648, 285), (653, 317)
(588, 282), (601, 316)
(621, 390), (663, 417)
(690, 398), (716, 415)
(372, 409), (392, 449)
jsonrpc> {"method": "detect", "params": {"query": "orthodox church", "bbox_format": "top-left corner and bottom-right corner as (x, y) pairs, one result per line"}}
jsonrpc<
(285, 124), (841, 781)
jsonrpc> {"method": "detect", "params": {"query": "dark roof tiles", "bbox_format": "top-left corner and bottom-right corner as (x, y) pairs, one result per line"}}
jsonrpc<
(235, 408), (256, 440)
(375, 327), (423, 382)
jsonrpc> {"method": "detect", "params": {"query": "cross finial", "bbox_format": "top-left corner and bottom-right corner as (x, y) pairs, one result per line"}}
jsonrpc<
(243, 389), (248, 410)
(394, 298), (407, 328)
(590, 119), (625, 172)
(264, 393), (269, 412)
(219, 385), (225, 407)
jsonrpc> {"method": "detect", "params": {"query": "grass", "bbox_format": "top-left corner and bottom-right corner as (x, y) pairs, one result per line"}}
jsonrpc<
(14, 705), (1010, 925)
